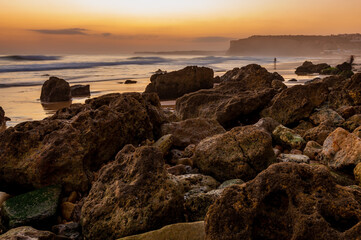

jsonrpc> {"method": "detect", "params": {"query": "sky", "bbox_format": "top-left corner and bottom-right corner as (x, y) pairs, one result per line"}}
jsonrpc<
(1, 0), (361, 54)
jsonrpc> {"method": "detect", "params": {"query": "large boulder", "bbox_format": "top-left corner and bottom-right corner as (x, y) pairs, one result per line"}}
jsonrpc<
(0, 226), (56, 240)
(318, 127), (361, 173)
(205, 163), (361, 240)
(0, 93), (160, 193)
(303, 124), (336, 145)
(309, 108), (344, 126)
(295, 61), (330, 75)
(40, 76), (71, 102)
(0, 186), (61, 229)
(160, 118), (225, 148)
(80, 145), (184, 239)
(145, 66), (214, 99)
(192, 125), (275, 182)
(261, 82), (329, 125)
(328, 73), (361, 108)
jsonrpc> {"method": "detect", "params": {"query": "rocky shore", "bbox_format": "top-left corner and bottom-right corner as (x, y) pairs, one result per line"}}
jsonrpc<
(0, 63), (361, 239)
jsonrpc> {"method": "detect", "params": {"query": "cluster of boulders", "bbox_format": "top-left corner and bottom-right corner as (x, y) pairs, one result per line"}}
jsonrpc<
(296, 60), (354, 78)
(40, 76), (90, 102)
(1, 64), (361, 239)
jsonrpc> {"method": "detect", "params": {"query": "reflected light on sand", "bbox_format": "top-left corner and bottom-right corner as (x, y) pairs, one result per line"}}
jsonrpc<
(41, 101), (72, 115)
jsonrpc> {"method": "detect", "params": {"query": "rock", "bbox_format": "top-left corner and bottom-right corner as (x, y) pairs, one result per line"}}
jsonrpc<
(253, 117), (280, 134)
(40, 76), (71, 102)
(117, 221), (205, 240)
(80, 145), (184, 239)
(184, 144), (196, 158)
(153, 134), (173, 155)
(160, 118), (225, 148)
(303, 141), (322, 160)
(1, 186), (61, 229)
(145, 66), (214, 99)
(213, 76), (221, 83)
(295, 61), (330, 75)
(328, 73), (361, 108)
(52, 222), (81, 240)
(67, 192), (78, 203)
(288, 78), (297, 82)
(0, 193), (10, 207)
(0, 93), (158, 193)
(271, 80), (287, 90)
(176, 174), (220, 196)
(205, 163), (361, 240)
(354, 163), (361, 186)
(273, 148), (281, 156)
(290, 149), (303, 155)
(337, 62), (353, 71)
(192, 125), (275, 182)
(70, 84), (90, 97)
(167, 164), (192, 176)
(272, 125), (306, 150)
(353, 126), (361, 138)
(277, 153), (310, 163)
(0, 226), (56, 240)
(176, 65), (281, 128)
(0, 107), (6, 132)
(336, 105), (361, 119)
(218, 179), (244, 189)
(303, 124), (335, 145)
(61, 202), (76, 221)
(124, 80), (137, 84)
(175, 158), (193, 167)
(292, 120), (314, 136)
(343, 114), (361, 132)
(309, 108), (344, 126)
(261, 82), (329, 125)
(321, 67), (340, 75)
(318, 127), (361, 173)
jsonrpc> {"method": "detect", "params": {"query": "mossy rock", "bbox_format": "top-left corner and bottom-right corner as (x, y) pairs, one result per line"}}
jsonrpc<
(272, 125), (306, 150)
(339, 70), (354, 79)
(1, 186), (61, 229)
(321, 67), (340, 75)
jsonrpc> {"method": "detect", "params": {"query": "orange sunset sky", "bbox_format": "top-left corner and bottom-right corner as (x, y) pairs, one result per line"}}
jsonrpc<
(1, 0), (361, 54)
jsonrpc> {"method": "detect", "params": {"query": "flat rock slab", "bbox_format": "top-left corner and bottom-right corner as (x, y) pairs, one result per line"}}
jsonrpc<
(0, 226), (55, 240)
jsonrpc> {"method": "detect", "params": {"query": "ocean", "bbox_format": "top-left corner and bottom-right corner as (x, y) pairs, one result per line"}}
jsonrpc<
(0, 54), (349, 127)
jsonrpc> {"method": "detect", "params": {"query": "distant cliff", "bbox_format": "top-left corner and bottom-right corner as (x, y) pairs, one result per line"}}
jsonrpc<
(228, 34), (361, 56)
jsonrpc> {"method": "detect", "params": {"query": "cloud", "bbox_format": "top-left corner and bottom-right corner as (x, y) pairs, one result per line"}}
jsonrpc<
(101, 32), (112, 37)
(31, 28), (88, 35)
(193, 36), (232, 42)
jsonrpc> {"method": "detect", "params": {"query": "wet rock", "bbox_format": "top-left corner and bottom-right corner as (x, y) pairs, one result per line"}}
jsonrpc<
(70, 84), (90, 97)
(303, 141), (322, 160)
(318, 127), (361, 173)
(277, 153), (310, 163)
(272, 125), (305, 150)
(253, 117), (280, 134)
(343, 114), (361, 132)
(303, 124), (335, 145)
(124, 80), (137, 84)
(218, 179), (244, 189)
(261, 83), (329, 125)
(118, 221), (205, 240)
(145, 66), (214, 99)
(1, 186), (61, 229)
(160, 118), (225, 148)
(153, 134), (173, 155)
(81, 145), (184, 239)
(295, 61), (330, 75)
(192, 125), (275, 182)
(205, 163), (361, 240)
(52, 222), (81, 240)
(40, 76), (71, 102)
(0, 93), (157, 192)
(309, 108), (344, 126)
(0, 226), (56, 240)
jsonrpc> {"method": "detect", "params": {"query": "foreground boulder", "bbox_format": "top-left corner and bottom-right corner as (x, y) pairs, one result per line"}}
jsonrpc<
(328, 73), (361, 108)
(0, 107), (6, 131)
(295, 61), (330, 75)
(205, 163), (361, 240)
(145, 66), (214, 99)
(261, 82), (329, 125)
(192, 125), (275, 182)
(0, 93), (159, 192)
(160, 118), (225, 148)
(0, 226), (56, 240)
(40, 76), (71, 102)
(70, 84), (90, 97)
(118, 221), (205, 240)
(81, 145), (184, 239)
(1, 186), (61, 229)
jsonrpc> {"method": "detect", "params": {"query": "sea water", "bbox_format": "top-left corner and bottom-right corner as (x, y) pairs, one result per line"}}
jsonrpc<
(0, 54), (349, 126)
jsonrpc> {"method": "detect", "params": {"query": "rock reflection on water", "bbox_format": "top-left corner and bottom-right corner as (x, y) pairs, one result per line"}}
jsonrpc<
(41, 101), (72, 115)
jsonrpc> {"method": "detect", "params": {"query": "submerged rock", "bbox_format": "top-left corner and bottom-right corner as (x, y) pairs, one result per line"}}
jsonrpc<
(81, 145), (184, 239)
(205, 163), (361, 240)
(0, 186), (61, 229)
(70, 84), (90, 97)
(124, 80), (137, 84)
(145, 66), (214, 99)
(40, 76), (71, 102)
(192, 125), (275, 182)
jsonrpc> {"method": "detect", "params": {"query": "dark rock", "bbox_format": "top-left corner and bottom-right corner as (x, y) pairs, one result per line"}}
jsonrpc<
(145, 66), (214, 99)
(337, 62), (353, 71)
(192, 125), (275, 182)
(218, 179), (244, 189)
(288, 78), (297, 82)
(0, 93), (159, 193)
(327, 73), (361, 108)
(272, 125), (305, 150)
(253, 117), (280, 134)
(213, 76), (221, 83)
(309, 108), (344, 126)
(153, 134), (173, 155)
(292, 120), (314, 136)
(271, 80), (287, 90)
(70, 85), (90, 97)
(321, 67), (340, 75)
(176, 174), (220, 195)
(80, 145), (185, 239)
(0, 226), (56, 240)
(205, 163), (361, 240)
(167, 164), (192, 176)
(52, 222), (81, 240)
(295, 61), (330, 75)
(0, 107), (7, 132)
(160, 118), (225, 148)
(124, 80), (137, 84)
(336, 105), (361, 119)
(1, 186), (61, 229)
(303, 124), (336, 145)
(40, 76), (71, 102)
(303, 141), (323, 160)
(343, 114), (361, 132)
(261, 83), (329, 125)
